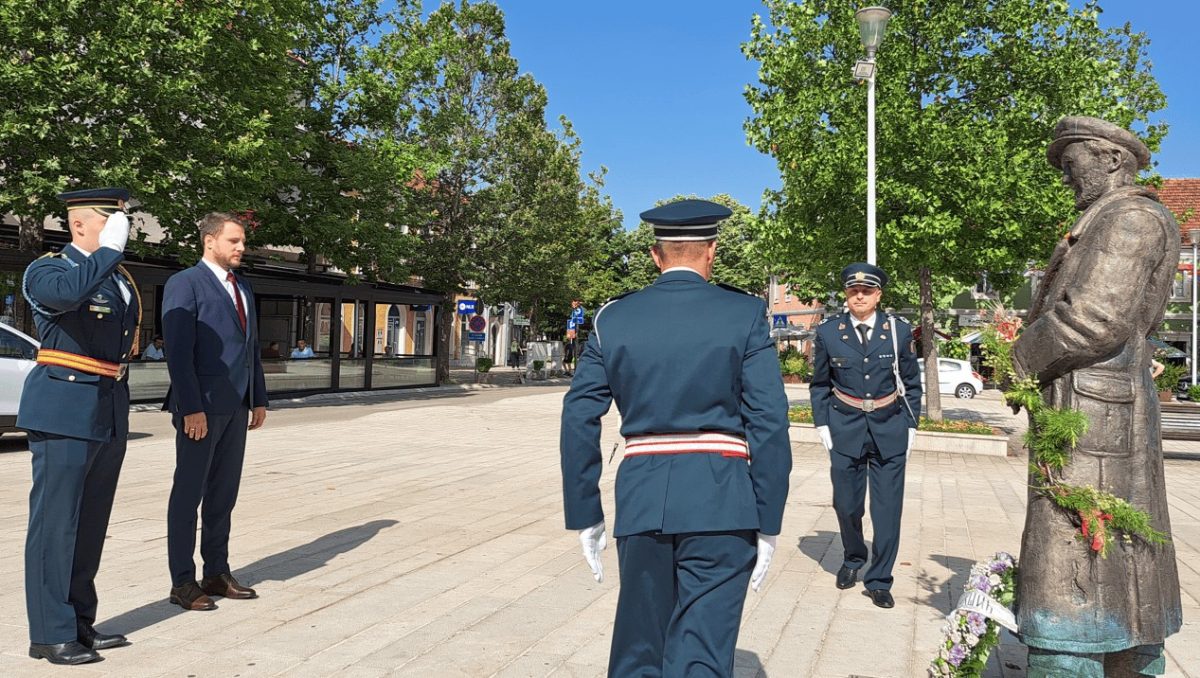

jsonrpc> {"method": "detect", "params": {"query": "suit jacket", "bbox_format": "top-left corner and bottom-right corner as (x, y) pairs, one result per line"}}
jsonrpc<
(16, 246), (140, 441)
(162, 263), (267, 416)
(560, 270), (792, 538)
(809, 310), (922, 459)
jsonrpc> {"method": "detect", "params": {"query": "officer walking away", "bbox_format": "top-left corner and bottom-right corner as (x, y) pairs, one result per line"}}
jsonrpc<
(810, 263), (921, 609)
(17, 188), (140, 664)
(560, 199), (792, 676)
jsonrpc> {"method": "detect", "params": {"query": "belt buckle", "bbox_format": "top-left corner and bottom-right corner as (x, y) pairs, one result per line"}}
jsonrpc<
(861, 398), (876, 413)
(117, 364), (128, 381)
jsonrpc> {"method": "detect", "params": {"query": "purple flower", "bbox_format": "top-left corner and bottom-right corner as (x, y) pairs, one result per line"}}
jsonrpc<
(988, 559), (1010, 574)
(966, 612), (987, 636)
(948, 643), (968, 667)
(968, 574), (993, 593)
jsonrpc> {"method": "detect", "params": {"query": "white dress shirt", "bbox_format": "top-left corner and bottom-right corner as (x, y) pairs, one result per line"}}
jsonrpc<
(850, 312), (877, 343)
(662, 266), (705, 276)
(200, 257), (248, 312)
(69, 243), (131, 305)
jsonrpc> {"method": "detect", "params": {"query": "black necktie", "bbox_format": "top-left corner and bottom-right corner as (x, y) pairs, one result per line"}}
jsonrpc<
(857, 324), (870, 345)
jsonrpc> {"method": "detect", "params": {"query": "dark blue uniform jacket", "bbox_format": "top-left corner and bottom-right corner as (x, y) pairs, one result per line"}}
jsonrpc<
(809, 310), (922, 459)
(17, 246), (139, 441)
(561, 270), (792, 537)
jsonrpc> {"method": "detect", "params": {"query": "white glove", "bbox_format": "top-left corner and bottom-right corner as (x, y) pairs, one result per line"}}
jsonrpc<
(750, 533), (777, 592)
(906, 428), (916, 458)
(816, 425), (833, 451)
(578, 521), (607, 583)
(98, 211), (130, 252)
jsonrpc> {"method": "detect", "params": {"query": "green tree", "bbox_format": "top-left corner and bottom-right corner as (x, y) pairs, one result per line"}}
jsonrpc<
(0, 0), (312, 252)
(744, 0), (1165, 419)
(625, 194), (771, 295)
(257, 0), (427, 280)
(372, 0), (559, 382)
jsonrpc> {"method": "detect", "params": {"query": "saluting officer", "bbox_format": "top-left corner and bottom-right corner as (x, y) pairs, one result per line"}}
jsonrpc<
(560, 199), (792, 677)
(17, 188), (140, 664)
(810, 262), (921, 609)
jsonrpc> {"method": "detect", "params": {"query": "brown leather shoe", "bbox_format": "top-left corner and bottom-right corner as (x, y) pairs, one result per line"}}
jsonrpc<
(169, 581), (217, 611)
(200, 573), (257, 600)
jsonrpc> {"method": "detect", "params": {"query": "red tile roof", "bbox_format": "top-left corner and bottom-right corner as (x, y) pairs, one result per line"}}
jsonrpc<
(1157, 178), (1200, 230)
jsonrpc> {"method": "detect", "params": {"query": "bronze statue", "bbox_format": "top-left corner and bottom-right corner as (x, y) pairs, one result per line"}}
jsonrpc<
(1011, 116), (1182, 677)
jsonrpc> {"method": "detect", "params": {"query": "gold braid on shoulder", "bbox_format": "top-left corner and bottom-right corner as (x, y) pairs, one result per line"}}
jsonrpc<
(116, 264), (142, 356)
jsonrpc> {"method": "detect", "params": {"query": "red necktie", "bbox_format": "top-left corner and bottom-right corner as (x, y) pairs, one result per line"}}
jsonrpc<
(226, 271), (247, 333)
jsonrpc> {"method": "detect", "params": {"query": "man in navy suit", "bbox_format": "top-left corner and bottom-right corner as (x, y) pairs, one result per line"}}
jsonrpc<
(18, 188), (140, 665)
(810, 262), (921, 609)
(162, 212), (268, 611)
(560, 199), (792, 677)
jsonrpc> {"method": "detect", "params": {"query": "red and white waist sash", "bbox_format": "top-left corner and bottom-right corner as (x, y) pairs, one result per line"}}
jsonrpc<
(623, 432), (749, 460)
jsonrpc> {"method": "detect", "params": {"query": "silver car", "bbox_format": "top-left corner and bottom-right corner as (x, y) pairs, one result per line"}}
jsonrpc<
(917, 358), (985, 399)
(0, 322), (38, 436)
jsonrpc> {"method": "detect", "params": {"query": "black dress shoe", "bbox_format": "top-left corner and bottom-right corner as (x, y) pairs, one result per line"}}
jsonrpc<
(869, 589), (895, 608)
(78, 624), (129, 650)
(28, 641), (101, 665)
(169, 581), (217, 611)
(835, 565), (859, 590)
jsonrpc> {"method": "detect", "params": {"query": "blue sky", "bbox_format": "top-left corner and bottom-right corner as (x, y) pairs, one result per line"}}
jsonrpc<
(438, 1), (1199, 228)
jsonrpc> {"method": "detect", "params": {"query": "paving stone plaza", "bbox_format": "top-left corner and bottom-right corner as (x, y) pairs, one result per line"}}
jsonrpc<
(0, 385), (1196, 677)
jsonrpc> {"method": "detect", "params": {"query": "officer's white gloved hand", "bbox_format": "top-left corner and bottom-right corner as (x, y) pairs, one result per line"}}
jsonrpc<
(906, 427), (916, 458)
(98, 211), (130, 252)
(750, 533), (777, 592)
(816, 425), (833, 451)
(578, 521), (607, 583)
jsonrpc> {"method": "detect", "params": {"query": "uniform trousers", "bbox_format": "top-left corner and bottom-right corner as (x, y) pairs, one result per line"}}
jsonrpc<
(609, 530), (756, 678)
(830, 434), (906, 591)
(25, 432), (127, 644)
(166, 407), (249, 586)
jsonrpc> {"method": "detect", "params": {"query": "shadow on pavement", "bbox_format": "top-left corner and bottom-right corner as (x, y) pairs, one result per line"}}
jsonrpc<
(921, 554), (978, 615)
(97, 519), (398, 636)
(796, 530), (843, 575)
(734, 648), (767, 677)
(233, 519), (399, 584)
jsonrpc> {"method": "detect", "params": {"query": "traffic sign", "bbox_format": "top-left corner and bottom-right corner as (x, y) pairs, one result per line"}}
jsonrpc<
(457, 300), (479, 315)
(467, 332), (486, 341)
(772, 314), (788, 329)
(468, 315), (486, 332)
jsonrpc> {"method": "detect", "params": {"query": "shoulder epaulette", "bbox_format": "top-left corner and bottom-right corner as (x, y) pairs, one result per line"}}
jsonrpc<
(36, 251), (66, 261)
(716, 282), (753, 295)
(889, 314), (911, 325)
(818, 314), (839, 326)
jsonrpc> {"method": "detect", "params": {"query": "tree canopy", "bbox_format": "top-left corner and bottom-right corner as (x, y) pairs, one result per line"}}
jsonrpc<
(744, 0), (1167, 417)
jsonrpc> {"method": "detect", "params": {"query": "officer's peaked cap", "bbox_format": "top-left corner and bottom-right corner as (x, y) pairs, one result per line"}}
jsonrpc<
(58, 187), (130, 215)
(640, 199), (732, 241)
(841, 262), (888, 289)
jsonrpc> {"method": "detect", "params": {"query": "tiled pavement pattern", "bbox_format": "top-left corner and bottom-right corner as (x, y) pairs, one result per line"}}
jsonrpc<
(0, 385), (1196, 677)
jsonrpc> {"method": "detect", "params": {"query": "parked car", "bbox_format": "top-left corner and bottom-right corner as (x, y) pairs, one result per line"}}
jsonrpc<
(917, 358), (985, 399)
(0, 322), (39, 436)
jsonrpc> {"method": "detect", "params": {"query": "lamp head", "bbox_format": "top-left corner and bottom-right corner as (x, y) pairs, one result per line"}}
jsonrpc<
(855, 6), (893, 58)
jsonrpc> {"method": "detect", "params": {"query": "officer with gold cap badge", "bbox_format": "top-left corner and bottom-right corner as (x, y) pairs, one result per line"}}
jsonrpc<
(17, 188), (140, 664)
(809, 262), (921, 609)
(560, 199), (792, 676)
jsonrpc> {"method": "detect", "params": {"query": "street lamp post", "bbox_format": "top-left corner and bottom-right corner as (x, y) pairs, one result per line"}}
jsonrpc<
(1190, 228), (1200, 386)
(854, 6), (892, 266)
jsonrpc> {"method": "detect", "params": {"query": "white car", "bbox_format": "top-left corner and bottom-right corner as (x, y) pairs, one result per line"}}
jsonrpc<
(917, 358), (985, 399)
(0, 322), (39, 436)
